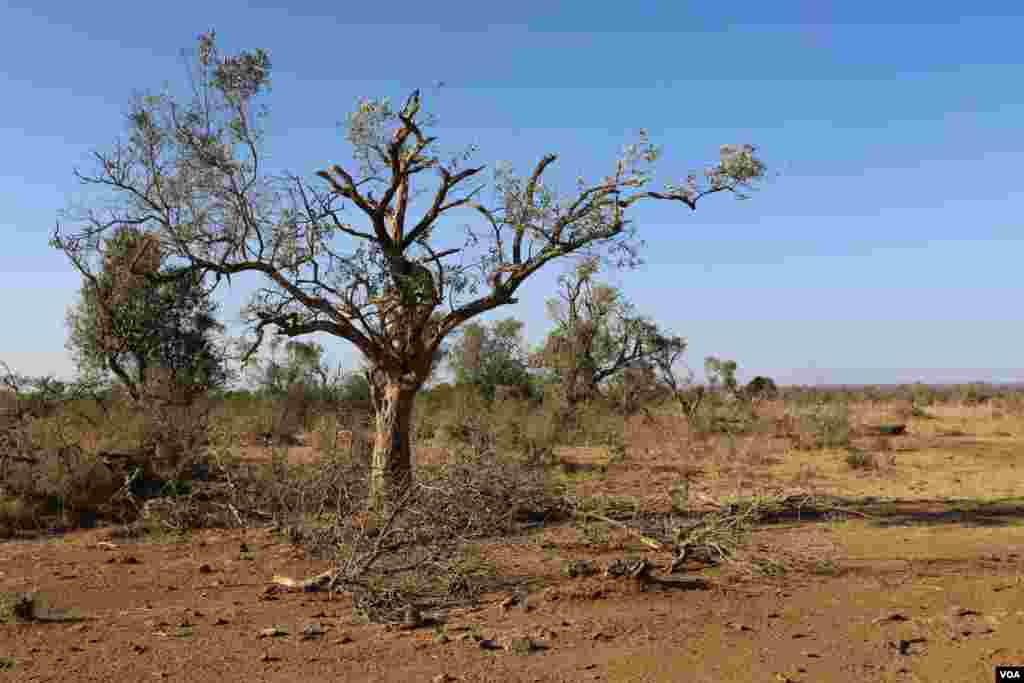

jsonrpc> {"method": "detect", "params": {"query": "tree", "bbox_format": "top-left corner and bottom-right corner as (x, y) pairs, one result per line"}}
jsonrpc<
(532, 256), (686, 407)
(606, 360), (663, 415)
(335, 368), (373, 403)
(704, 356), (739, 395)
(744, 375), (778, 402)
(448, 317), (531, 401)
(647, 337), (711, 428)
(249, 336), (374, 402)
(250, 337), (332, 399)
(52, 32), (766, 511)
(64, 224), (229, 406)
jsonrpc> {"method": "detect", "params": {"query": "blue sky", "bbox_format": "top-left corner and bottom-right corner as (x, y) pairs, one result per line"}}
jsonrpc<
(2, 1), (1023, 385)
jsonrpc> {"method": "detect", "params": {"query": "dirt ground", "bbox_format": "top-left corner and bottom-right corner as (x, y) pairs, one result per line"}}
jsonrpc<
(3, 402), (1024, 682)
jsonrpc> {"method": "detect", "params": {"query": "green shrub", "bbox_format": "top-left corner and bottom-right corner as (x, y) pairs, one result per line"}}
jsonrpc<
(844, 448), (876, 470)
(792, 402), (851, 449)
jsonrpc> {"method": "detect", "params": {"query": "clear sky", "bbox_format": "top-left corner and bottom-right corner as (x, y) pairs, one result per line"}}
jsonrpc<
(2, 1), (1022, 386)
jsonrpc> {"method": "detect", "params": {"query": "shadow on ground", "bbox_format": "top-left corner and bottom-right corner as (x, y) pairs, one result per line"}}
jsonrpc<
(750, 495), (1024, 529)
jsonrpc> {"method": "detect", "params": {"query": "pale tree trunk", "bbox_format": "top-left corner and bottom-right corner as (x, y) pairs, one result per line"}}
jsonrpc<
(367, 379), (419, 514)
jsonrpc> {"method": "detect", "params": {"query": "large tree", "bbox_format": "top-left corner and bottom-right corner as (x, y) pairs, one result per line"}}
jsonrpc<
(64, 224), (229, 406)
(52, 32), (765, 511)
(532, 256), (686, 407)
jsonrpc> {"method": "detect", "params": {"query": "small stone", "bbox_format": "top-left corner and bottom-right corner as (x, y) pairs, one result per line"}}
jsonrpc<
(726, 621), (754, 632)
(300, 623), (325, 640)
(198, 564), (213, 574)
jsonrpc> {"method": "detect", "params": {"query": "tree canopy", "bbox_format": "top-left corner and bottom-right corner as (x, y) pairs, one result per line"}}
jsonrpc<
(448, 317), (532, 401)
(64, 224), (229, 405)
(532, 257), (686, 406)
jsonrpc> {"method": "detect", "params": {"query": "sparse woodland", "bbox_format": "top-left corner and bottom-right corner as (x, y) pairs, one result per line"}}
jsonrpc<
(4, 35), (1024, 681)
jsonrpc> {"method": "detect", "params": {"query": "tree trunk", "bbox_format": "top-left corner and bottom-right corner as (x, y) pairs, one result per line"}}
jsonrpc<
(367, 381), (418, 514)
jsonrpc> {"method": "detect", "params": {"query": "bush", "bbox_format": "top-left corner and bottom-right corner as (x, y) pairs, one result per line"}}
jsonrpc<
(0, 369), (222, 533)
(791, 402), (851, 449)
(844, 448), (876, 470)
(959, 382), (995, 406)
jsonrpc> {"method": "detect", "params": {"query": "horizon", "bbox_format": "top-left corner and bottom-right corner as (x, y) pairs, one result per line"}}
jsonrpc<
(3, 2), (1023, 387)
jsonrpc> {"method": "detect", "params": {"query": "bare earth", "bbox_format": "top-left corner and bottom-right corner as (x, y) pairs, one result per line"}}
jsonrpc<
(3, 402), (1024, 682)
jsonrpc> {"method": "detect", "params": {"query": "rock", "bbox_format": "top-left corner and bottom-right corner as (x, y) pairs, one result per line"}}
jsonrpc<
(874, 424), (907, 436)
(725, 621), (754, 632)
(300, 623), (325, 640)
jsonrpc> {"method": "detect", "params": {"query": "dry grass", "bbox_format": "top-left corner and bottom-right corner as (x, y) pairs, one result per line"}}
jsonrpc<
(5, 384), (1024, 563)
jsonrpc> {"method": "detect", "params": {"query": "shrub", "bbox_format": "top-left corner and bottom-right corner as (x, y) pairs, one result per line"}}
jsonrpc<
(791, 402), (851, 449)
(844, 448), (876, 470)
(959, 382), (995, 406)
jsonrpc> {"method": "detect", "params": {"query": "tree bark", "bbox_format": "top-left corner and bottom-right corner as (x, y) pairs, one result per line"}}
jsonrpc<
(367, 380), (418, 514)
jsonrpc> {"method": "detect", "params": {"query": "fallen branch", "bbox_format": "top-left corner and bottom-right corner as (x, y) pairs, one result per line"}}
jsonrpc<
(270, 568), (338, 592)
